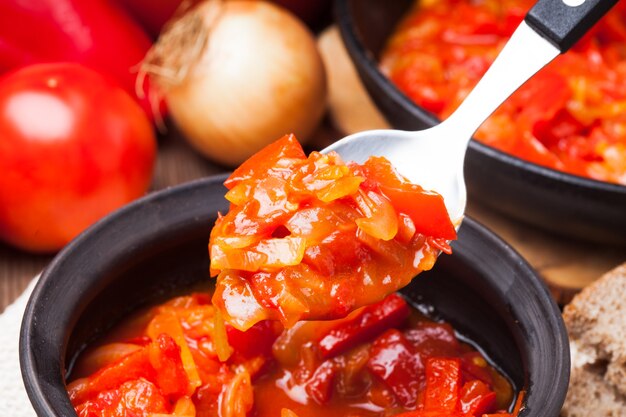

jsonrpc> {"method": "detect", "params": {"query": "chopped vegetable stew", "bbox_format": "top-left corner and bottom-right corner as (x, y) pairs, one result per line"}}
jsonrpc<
(210, 134), (456, 331)
(382, 0), (626, 184)
(67, 291), (520, 417)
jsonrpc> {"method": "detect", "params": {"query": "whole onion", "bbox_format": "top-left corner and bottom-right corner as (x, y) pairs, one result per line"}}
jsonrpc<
(143, 0), (327, 166)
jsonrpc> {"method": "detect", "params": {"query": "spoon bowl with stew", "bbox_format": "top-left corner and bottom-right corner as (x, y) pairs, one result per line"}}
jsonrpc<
(324, 0), (618, 223)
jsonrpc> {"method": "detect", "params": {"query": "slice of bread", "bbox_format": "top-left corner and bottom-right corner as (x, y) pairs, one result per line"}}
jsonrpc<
(561, 263), (626, 417)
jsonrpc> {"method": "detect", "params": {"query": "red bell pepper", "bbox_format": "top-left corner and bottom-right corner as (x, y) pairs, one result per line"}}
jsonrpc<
(391, 357), (510, 417)
(226, 320), (281, 359)
(0, 0), (156, 120)
(224, 134), (306, 189)
(459, 380), (497, 415)
(305, 360), (336, 405)
(361, 157), (457, 240)
(423, 357), (462, 411)
(404, 321), (461, 358)
(367, 329), (425, 408)
(318, 293), (410, 359)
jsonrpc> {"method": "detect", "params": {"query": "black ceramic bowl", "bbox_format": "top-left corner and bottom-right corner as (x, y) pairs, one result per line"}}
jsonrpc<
(20, 175), (569, 417)
(335, 0), (626, 245)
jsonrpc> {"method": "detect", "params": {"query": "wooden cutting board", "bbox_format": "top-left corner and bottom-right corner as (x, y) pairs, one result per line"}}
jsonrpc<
(317, 25), (626, 305)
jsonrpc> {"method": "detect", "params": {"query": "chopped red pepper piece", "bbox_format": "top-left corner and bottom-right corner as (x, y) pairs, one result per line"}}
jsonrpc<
(226, 320), (282, 359)
(361, 157), (457, 240)
(405, 321), (461, 358)
(305, 360), (336, 405)
(459, 380), (497, 415)
(367, 329), (425, 408)
(150, 333), (195, 396)
(224, 134), (306, 190)
(318, 293), (410, 359)
(423, 357), (462, 412)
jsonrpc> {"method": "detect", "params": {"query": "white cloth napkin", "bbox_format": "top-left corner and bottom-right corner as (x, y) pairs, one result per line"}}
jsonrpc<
(0, 278), (38, 417)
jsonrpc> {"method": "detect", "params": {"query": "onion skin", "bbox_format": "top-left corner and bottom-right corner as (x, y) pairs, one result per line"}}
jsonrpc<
(156, 1), (327, 166)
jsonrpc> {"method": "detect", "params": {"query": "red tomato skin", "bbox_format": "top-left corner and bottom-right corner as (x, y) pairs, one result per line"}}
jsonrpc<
(0, 0), (156, 119)
(0, 63), (156, 252)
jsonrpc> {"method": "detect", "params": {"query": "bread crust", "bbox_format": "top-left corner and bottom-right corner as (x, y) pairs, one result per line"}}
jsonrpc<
(561, 263), (626, 417)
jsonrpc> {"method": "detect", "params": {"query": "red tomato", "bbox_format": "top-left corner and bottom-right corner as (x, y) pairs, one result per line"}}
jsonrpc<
(0, 0), (157, 120)
(0, 63), (156, 253)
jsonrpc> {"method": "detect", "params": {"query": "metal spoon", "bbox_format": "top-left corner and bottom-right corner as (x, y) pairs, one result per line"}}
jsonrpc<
(324, 0), (618, 224)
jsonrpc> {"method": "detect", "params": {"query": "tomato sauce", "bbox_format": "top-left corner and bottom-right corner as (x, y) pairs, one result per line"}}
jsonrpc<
(381, 0), (626, 184)
(210, 134), (456, 331)
(67, 291), (518, 417)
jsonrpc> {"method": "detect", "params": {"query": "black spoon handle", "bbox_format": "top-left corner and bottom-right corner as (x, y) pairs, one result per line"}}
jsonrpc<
(525, 0), (619, 52)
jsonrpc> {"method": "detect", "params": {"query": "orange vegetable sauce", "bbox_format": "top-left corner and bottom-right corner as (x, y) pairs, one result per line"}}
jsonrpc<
(210, 134), (456, 331)
(67, 291), (517, 417)
(382, 0), (626, 184)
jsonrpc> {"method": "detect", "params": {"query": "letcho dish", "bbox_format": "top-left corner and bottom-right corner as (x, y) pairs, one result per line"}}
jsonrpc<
(210, 134), (456, 330)
(63, 136), (523, 416)
(381, 0), (626, 185)
(67, 291), (521, 417)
